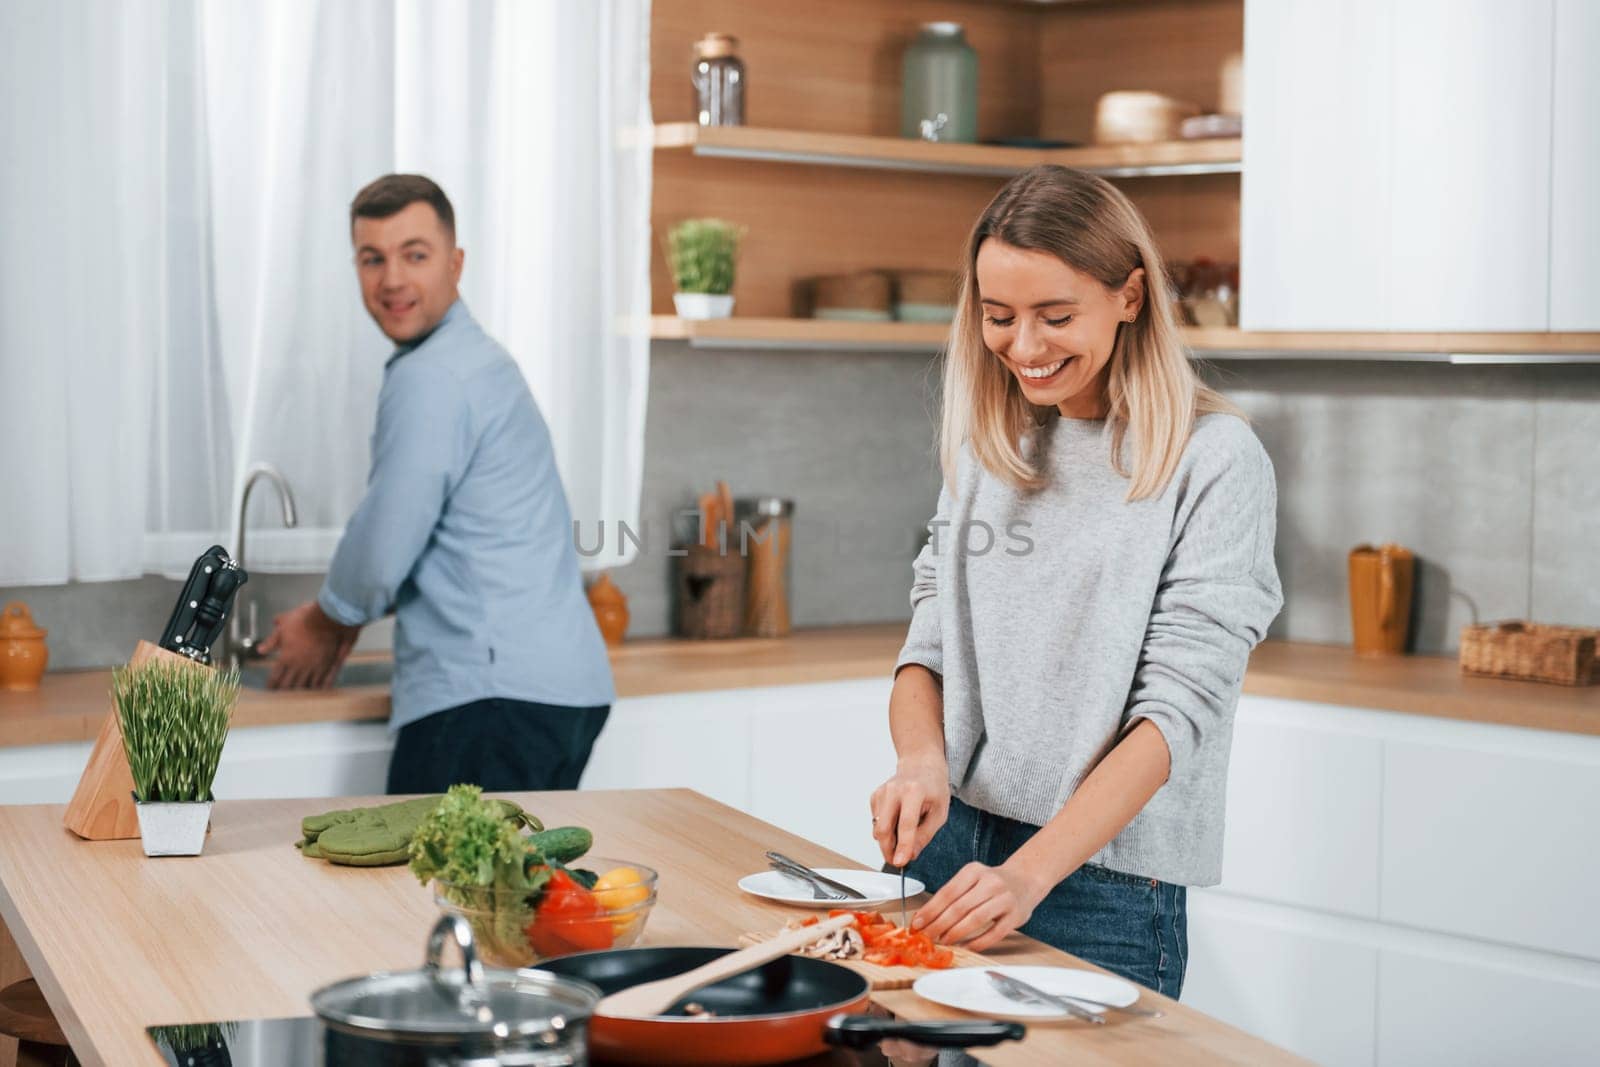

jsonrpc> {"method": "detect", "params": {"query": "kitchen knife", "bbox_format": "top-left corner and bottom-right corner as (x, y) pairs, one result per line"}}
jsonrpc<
(985, 969), (1106, 1025)
(894, 824), (908, 928)
(158, 545), (248, 665)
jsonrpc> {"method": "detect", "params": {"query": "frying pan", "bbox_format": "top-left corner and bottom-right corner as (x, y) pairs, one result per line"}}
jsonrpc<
(536, 946), (1022, 1066)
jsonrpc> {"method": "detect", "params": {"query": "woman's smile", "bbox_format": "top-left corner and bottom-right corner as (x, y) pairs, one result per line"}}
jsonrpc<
(1013, 356), (1073, 383)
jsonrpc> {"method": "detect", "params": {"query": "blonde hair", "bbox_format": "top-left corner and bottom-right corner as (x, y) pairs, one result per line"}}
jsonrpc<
(940, 165), (1238, 499)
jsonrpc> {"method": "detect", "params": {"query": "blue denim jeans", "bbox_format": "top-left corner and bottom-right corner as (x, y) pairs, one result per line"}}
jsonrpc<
(906, 796), (1188, 997)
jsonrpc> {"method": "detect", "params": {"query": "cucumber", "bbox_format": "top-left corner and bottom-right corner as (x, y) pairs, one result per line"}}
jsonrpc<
(531, 826), (592, 864)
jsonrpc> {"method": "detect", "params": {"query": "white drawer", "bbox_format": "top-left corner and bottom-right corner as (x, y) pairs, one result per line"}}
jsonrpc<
(1186, 892), (1378, 1067)
(1219, 712), (1384, 917)
(1378, 946), (1600, 1066)
(1381, 738), (1600, 959)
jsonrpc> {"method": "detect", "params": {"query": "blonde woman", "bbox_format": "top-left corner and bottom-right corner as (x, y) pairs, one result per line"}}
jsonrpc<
(870, 166), (1282, 996)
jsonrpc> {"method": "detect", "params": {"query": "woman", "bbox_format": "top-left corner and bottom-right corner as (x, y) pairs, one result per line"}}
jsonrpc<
(870, 165), (1282, 997)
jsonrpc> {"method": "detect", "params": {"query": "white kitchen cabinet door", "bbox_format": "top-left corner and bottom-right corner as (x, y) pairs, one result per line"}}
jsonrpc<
(0, 739), (93, 804)
(212, 721), (393, 799)
(746, 678), (895, 868)
(1241, 0), (1395, 330)
(1377, 947), (1600, 1066)
(1380, 733), (1600, 960)
(1185, 892), (1379, 1067)
(1243, 0), (1558, 332)
(1387, 0), (1554, 331)
(580, 690), (753, 814)
(1219, 705), (1383, 917)
(1550, 0), (1600, 329)
(0, 722), (396, 805)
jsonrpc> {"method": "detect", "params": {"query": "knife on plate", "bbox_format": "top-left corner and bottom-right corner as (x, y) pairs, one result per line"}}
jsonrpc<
(985, 970), (1106, 1025)
(764, 851), (869, 901)
(987, 969), (1163, 1019)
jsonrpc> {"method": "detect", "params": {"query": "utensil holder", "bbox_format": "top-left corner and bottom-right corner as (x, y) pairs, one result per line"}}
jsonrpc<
(1348, 543), (1414, 655)
(676, 544), (746, 640)
(737, 498), (794, 638)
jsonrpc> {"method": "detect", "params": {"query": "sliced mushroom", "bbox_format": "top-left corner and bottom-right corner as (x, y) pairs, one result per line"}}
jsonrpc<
(792, 924), (864, 961)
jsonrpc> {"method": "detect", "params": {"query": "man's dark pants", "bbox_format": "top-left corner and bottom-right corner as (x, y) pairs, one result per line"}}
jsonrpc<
(386, 697), (610, 793)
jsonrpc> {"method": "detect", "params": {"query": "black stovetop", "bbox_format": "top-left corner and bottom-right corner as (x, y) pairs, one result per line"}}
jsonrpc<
(145, 1016), (980, 1067)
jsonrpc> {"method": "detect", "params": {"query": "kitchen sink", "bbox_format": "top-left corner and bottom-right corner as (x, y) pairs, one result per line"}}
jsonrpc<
(237, 659), (394, 691)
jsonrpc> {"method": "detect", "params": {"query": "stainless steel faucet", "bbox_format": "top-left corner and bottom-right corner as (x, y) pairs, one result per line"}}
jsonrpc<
(225, 463), (298, 670)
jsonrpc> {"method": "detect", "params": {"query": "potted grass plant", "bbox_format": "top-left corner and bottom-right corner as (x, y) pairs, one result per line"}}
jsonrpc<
(112, 659), (239, 857)
(151, 1023), (236, 1066)
(667, 218), (742, 319)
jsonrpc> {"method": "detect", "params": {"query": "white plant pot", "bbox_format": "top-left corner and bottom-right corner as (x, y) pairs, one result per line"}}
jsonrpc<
(673, 292), (735, 320)
(134, 795), (213, 857)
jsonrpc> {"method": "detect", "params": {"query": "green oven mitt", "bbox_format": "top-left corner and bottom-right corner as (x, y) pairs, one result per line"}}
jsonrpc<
(297, 795), (539, 867)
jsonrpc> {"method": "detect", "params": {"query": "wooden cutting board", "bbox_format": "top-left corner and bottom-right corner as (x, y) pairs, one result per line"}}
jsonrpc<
(739, 927), (992, 990)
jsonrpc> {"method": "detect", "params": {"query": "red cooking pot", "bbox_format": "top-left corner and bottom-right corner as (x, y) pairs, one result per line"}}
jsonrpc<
(536, 946), (1023, 1066)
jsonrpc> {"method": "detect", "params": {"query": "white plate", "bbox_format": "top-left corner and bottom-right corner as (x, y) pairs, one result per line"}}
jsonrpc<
(913, 965), (1140, 1020)
(736, 869), (926, 908)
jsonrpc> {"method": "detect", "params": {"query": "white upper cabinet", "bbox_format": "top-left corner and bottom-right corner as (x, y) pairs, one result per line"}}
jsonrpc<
(1387, 1), (1553, 331)
(1550, 0), (1600, 329)
(1243, 0), (1560, 332)
(1242, 0), (1395, 330)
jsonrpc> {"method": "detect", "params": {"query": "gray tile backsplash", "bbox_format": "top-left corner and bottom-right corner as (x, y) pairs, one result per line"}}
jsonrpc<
(1528, 366), (1600, 627)
(6, 348), (1595, 670)
(1201, 360), (1548, 651)
(609, 342), (946, 637)
(1, 573), (391, 672)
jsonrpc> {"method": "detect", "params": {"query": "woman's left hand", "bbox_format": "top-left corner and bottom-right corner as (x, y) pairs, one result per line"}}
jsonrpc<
(911, 860), (1052, 952)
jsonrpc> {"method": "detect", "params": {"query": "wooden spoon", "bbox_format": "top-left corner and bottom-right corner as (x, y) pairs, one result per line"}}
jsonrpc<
(698, 491), (719, 549)
(716, 480), (734, 544)
(596, 912), (856, 1019)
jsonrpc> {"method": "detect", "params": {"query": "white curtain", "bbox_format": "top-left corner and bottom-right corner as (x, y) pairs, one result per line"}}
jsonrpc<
(0, 0), (653, 585)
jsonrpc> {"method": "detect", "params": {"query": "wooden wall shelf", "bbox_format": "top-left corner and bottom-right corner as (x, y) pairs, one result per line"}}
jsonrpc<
(651, 317), (1600, 362)
(650, 315), (947, 351)
(655, 123), (1242, 179)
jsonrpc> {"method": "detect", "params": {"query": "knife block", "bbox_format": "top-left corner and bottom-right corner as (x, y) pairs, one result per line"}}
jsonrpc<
(63, 640), (202, 840)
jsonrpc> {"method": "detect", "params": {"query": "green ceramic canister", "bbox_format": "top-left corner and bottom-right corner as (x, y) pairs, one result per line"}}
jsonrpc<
(900, 22), (978, 143)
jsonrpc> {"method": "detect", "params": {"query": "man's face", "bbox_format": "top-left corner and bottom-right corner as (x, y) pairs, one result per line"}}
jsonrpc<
(353, 201), (465, 344)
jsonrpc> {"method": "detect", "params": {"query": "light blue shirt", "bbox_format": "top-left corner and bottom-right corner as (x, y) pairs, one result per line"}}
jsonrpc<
(319, 300), (615, 730)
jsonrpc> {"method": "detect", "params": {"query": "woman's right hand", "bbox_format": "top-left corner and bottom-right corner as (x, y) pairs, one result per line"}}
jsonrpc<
(870, 758), (951, 868)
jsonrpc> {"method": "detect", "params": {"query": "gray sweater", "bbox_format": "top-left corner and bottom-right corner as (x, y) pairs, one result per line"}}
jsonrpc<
(896, 413), (1283, 886)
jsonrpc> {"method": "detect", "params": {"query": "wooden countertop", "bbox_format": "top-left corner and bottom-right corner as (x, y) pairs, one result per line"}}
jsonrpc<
(0, 789), (1303, 1067)
(2, 626), (1596, 749)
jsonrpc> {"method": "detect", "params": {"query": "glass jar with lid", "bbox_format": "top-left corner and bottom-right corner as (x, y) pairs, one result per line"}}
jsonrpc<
(693, 32), (745, 126)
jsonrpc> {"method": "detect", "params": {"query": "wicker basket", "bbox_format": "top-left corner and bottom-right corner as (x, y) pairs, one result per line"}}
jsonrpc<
(675, 544), (747, 640)
(1459, 621), (1598, 686)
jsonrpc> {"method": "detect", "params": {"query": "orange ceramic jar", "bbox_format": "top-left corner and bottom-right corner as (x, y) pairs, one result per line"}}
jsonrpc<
(0, 602), (48, 691)
(586, 574), (629, 647)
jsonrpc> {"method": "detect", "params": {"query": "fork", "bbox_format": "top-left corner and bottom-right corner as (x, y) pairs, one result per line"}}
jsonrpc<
(770, 862), (850, 901)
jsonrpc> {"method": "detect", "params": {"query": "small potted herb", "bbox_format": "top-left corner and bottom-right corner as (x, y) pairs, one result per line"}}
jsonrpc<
(113, 659), (238, 857)
(150, 1023), (236, 1066)
(667, 218), (742, 319)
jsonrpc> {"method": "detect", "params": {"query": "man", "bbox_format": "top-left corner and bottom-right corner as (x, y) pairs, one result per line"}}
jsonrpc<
(260, 174), (615, 793)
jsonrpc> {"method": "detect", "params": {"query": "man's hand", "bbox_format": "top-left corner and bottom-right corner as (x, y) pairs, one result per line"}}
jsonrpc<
(258, 601), (360, 689)
(911, 859), (1052, 952)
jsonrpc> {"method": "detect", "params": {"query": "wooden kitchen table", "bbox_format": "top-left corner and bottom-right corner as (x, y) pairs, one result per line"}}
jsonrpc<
(0, 789), (1305, 1066)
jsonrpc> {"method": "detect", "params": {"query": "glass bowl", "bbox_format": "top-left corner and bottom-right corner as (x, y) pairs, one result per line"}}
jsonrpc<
(433, 858), (658, 967)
